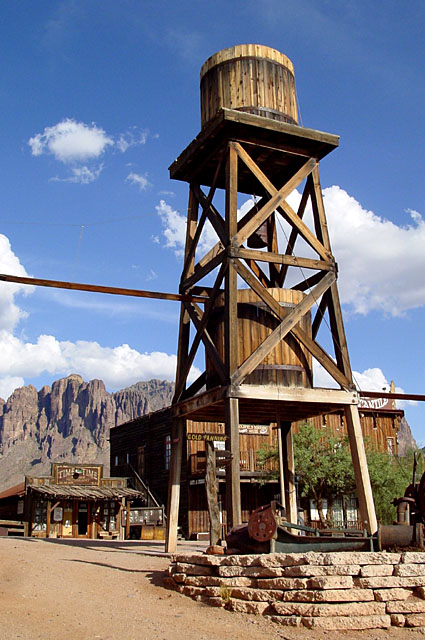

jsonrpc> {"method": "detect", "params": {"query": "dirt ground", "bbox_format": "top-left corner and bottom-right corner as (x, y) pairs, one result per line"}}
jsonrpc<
(1, 538), (425, 640)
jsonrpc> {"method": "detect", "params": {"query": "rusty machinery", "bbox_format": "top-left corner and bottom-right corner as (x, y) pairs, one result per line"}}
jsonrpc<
(226, 474), (425, 554)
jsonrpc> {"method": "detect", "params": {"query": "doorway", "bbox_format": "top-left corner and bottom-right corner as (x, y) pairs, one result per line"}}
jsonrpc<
(77, 502), (88, 536)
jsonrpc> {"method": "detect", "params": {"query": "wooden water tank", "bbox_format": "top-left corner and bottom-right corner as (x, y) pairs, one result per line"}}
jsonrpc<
(206, 288), (313, 389)
(200, 44), (298, 128)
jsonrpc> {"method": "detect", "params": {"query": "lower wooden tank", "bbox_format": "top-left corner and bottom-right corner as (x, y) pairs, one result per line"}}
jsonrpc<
(206, 288), (313, 388)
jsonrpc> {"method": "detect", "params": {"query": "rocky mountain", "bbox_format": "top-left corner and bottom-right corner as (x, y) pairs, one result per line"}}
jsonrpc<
(398, 416), (418, 456)
(0, 375), (174, 492)
(0, 374), (418, 493)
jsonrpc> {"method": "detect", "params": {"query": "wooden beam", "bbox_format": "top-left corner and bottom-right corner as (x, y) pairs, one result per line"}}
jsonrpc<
(180, 371), (206, 401)
(291, 270), (327, 292)
(0, 273), (208, 304)
(310, 166), (352, 379)
(232, 259), (350, 389)
(173, 386), (227, 418)
(183, 301), (227, 384)
(191, 183), (227, 246)
(311, 289), (330, 340)
(359, 391), (425, 402)
(231, 384), (358, 404)
(279, 179), (311, 286)
(174, 262), (227, 403)
(174, 190), (201, 403)
(205, 441), (221, 545)
(233, 248), (332, 272)
(277, 199), (330, 262)
(231, 142), (329, 262)
(291, 324), (353, 390)
(181, 248), (226, 291)
(344, 405), (378, 535)
(233, 158), (317, 247)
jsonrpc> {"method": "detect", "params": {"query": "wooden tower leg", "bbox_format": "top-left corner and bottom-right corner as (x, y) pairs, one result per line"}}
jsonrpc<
(223, 143), (242, 532)
(165, 417), (185, 553)
(280, 421), (298, 525)
(344, 405), (378, 534)
(225, 397), (241, 530)
(277, 423), (287, 515)
(205, 440), (221, 545)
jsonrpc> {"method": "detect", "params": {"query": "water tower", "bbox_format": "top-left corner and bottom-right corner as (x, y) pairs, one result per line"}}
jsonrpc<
(166, 45), (376, 552)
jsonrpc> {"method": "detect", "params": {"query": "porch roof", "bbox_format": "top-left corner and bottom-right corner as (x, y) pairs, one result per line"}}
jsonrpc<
(27, 484), (143, 501)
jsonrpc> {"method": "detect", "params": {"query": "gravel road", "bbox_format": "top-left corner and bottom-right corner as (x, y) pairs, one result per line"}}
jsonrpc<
(0, 537), (423, 640)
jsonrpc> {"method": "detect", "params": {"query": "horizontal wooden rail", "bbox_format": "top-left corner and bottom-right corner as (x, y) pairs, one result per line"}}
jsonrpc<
(0, 273), (208, 304)
(359, 390), (425, 402)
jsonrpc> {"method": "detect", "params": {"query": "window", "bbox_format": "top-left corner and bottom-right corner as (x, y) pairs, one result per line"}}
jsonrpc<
(165, 435), (171, 470)
(387, 437), (395, 456)
(126, 452), (130, 464)
(32, 500), (47, 531)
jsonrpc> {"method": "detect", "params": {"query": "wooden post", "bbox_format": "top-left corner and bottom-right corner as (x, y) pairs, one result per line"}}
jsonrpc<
(165, 418), (185, 552)
(281, 421), (298, 525)
(225, 397), (241, 530)
(223, 143), (242, 532)
(125, 499), (131, 540)
(344, 404), (378, 534)
(46, 500), (51, 538)
(205, 440), (221, 545)
(277, 423), (287, 515)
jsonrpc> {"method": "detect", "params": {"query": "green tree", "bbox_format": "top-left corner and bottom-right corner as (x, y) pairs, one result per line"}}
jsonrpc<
(257, 422), (418, 527)
(293, 423), (355, 527)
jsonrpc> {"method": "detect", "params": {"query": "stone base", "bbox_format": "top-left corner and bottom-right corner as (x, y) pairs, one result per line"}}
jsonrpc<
(166, 551), (425, 631)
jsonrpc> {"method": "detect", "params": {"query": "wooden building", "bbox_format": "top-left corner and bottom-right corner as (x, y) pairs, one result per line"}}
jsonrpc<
(111, 397), (403, 538)
(0, 482), (26, 536)
(0, 463), (142, 539)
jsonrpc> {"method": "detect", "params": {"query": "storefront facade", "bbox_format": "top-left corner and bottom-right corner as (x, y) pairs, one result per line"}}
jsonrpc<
(25, 463), (142, 539)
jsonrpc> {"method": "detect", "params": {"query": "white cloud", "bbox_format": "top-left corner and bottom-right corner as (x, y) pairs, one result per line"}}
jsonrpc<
(0, 234), (32, 332)
(117, 128), (148, 153)
(155, 199), (223, 258)
(0, 330), (200, 400)
(314, 360), (390, 393)
(0, 233), (199, 398)
(50, 164), (104, 184)
(155, 189), (425, 317)
(156, 200), (187, 257)
(29, 119), (113, 163)
(0, 376), (24, 402)
(322, 188), (425, 315)
(126, 172), (150, 191)
(29, 120), (148, 184)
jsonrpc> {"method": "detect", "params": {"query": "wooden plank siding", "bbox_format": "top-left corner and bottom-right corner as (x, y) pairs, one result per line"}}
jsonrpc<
(110, 405), (403, 538)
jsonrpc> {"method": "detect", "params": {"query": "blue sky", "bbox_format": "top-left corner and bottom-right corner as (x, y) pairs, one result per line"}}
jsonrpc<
(0, 1), (424, 443)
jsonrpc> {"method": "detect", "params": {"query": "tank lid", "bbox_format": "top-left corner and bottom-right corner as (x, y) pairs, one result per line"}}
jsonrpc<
(200, 44), (295, 78)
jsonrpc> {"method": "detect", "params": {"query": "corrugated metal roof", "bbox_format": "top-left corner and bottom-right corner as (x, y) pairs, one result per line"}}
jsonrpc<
(27, 484), (142, 500)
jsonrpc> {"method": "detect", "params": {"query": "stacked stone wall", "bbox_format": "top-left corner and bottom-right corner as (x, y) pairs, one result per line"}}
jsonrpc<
(165, 551), (425, 630)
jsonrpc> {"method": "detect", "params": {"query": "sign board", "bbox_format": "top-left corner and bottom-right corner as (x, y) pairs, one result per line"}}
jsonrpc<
(54, 464), (101, 486)
(187, 433), (227, 442)
(212, 422), (270, 435)
(53, 507), (63, 522)
(358, 397), (396, 411)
